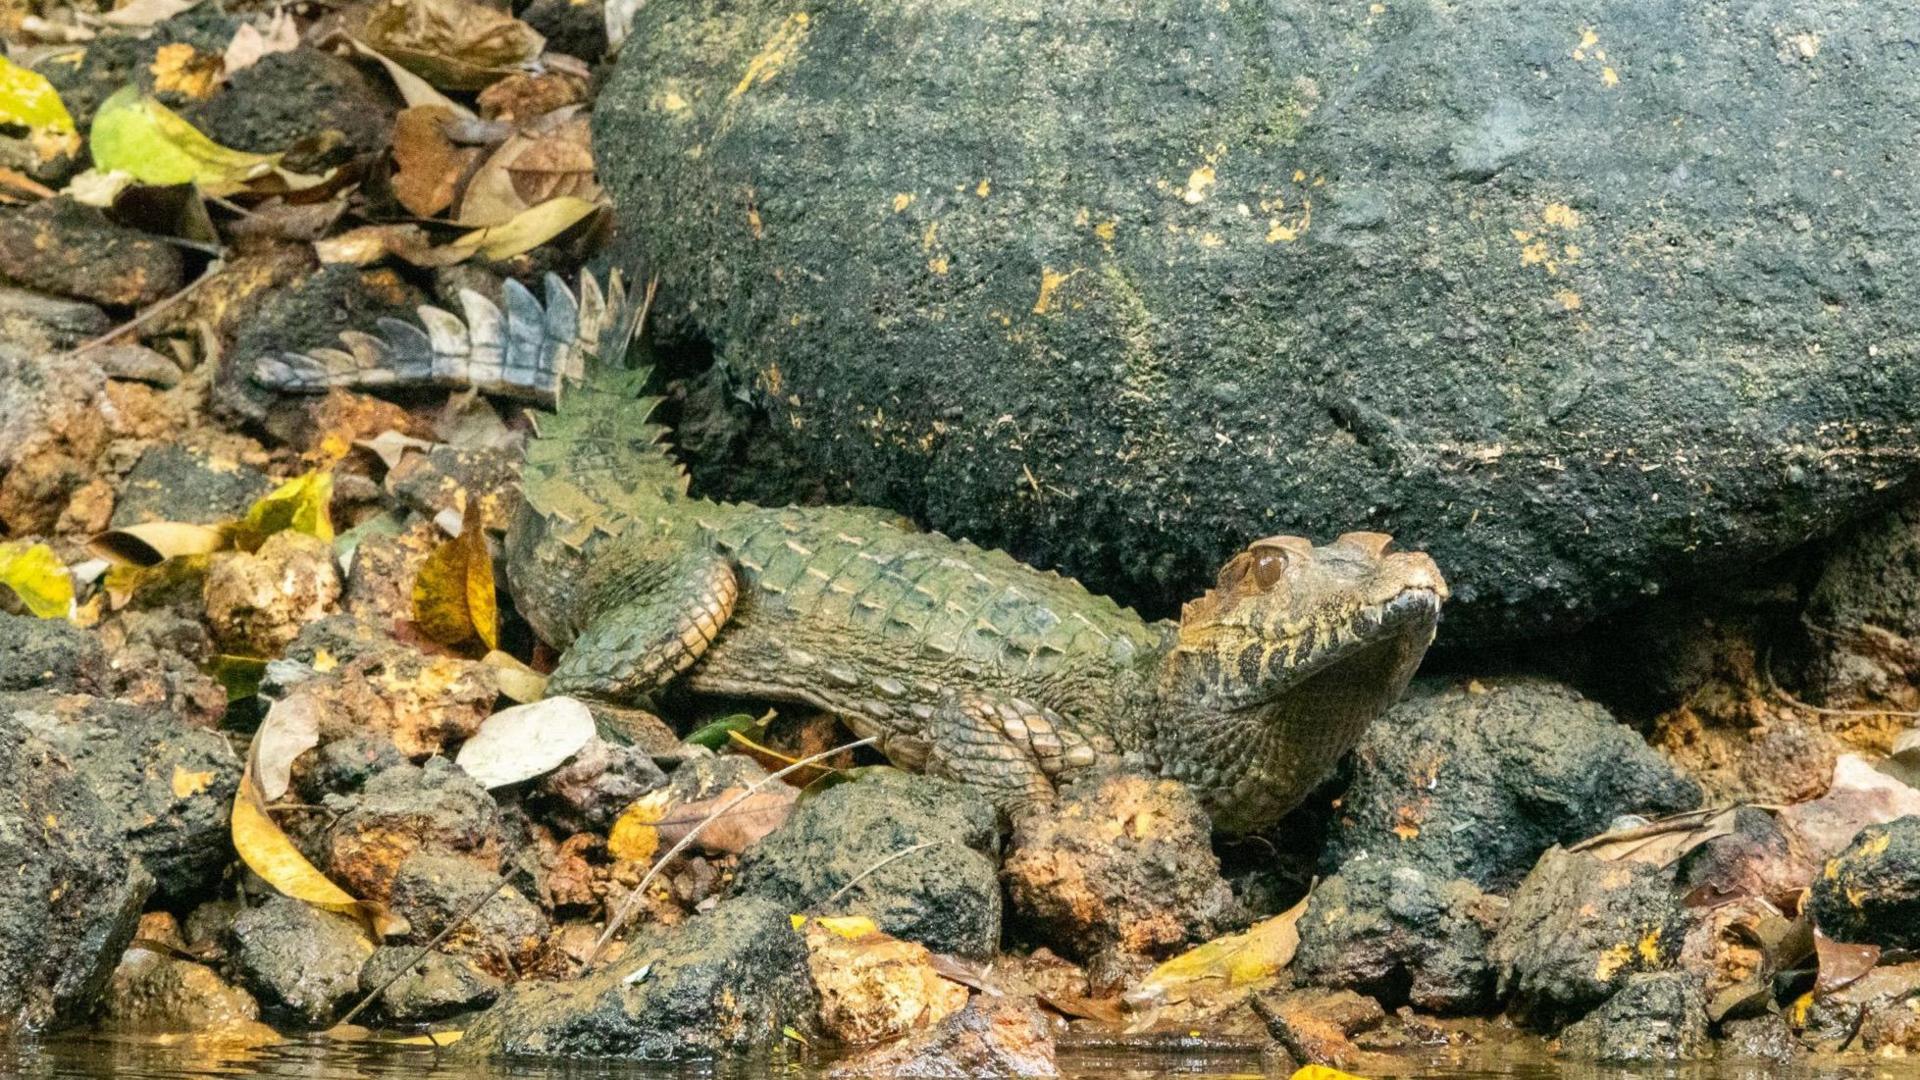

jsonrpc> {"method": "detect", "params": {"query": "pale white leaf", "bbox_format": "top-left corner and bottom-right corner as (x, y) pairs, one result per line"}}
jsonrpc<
(454, 695), (595, 788)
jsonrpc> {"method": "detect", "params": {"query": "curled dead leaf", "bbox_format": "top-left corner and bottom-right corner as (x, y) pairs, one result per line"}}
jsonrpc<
(360, 0), (545, 90)
(89, 521), (230, 567)
(1812, 928), (1880, 998)
(232, 471), (334, 551)
(480, 649), (548, 702)
(446, 194), (602, 260)
(254, 694), (323, 802)
(222, 10), (300, 78)
(456, 107), (597, 227)
(390, 105), (481, 218)
(1568, 806), (1743, 868)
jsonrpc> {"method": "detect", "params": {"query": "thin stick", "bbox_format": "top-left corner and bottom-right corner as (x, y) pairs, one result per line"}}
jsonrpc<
(62, 261), (223, 359)
(1762, 650), (1920, 721)
(331, 871), (513, 1029)
(589, 736), (877, 963)
(822, 840), (941, 907)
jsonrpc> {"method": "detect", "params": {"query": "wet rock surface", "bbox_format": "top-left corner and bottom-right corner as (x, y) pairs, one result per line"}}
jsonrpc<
(0, 611), (105, 693)
(358, 945), (502, 1023)
(827, 993), (1058, 1078)
(111, 444), (272, 528)
(387, 853), (545, 978)
(459, 898), (816, 1059)
(1798, 961), (1920, 1053)
(203, 531), (343, 657)
(800, 917), (969, 1045)
(231, 897), (373, 1026)
(1253, 987), (1386, 1070)
(0, 712), (154, 1036)
(325, 757), (503, 901)
(0, 198), (184, 307)
(1809, 815), (1920, 950)
(1003, 771), (1240, 970)
(103, 946), (264, 1034)
(5, 690), (240, 899)
(597, 0), (1920, 642)
(1489, 846), (1686, 1030)
(1326, 678), (1702, 889)
(735, 771), (1003, 958)
(1555, 972), (1709, 1062)
(1294, 860), (1503, 1015)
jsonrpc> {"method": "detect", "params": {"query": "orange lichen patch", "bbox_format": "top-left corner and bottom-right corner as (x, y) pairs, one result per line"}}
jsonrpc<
(892, 192), (914, 212)
(1594, 942), (1633, 981)
(1542, 202), (1583, 229)
(1093, 219), (1116, 243)
(975, 178), (991, 198)
(1032, 266), (1078, 314)
(1601, 66), (1620, 87)
(1554, 289), (1583, 310)
(728, 12), (810, 101)
(928, 255), (950, 275)
(1181, 165), (1216, 204)
(170, 766), (215, 799)
(149, 44), (222, 100)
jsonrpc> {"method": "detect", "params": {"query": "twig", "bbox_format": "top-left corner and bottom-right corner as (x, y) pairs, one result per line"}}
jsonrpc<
(61, 260), (223, 359)
(331, 871), (513, 1029)
(589, 736), (878, 963)
(822, 840), (942, 907)
(1762, 649), (1920, 721)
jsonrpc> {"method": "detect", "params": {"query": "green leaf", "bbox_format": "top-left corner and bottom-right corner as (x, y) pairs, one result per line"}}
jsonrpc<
(209, 654), (268, 701)
(0, 541), (74, 618)
(88, 86), (330, 196)
(233, 471), (334, 552)
(683, 712), (764, 750)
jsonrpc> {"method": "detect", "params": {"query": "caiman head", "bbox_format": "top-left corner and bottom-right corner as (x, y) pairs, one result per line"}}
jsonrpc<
(1148, 532), (1447, 833)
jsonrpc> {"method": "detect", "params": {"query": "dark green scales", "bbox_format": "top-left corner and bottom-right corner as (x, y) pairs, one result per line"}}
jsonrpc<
(259, 273), (1447, 832)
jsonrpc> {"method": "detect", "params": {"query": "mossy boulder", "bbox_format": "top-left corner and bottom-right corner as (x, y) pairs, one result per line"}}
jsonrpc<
(595, 0), (1920, 640)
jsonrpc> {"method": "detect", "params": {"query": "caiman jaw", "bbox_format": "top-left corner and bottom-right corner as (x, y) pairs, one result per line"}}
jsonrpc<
(1155, 532), (1447, 833)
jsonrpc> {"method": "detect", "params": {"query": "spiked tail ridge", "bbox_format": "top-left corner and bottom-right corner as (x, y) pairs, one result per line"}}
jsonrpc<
(253, 270), (649, 405)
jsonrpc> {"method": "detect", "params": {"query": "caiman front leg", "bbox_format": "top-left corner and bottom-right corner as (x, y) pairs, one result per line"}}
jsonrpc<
(923, 693), (1064, 819)
(547, 540), (738, 703)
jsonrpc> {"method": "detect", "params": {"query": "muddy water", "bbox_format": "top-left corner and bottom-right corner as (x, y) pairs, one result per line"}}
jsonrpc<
(0, 1038), (1890, 1079)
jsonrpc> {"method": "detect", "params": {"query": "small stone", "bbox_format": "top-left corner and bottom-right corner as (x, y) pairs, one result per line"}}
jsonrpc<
(735, 771), (1002, 957)
(231, 896), (374, 1026)
(1809, 815), (1920, 949)
(111, 444), (271, 527)
(534, 736), (668, 834)
(1003, 771), (1241, 972)
(389, 853), (546, 978)
(340, 522), (440, 625)
(275, 634), (498, 760)
(203, 530), (342, 656)
(358, 945), (503, 1023)
(827, 993), (1058, 1079)
(1719, 1013), (1802, 1062)
(457, 898), (816, 1059)
(103, 946), (265, 1034)
(0, 197), (184, 306)
(0, 611), (104, 693)
(1556, 972), (1709, 1062)
(1293, 859), (1503, 1015)
(326, 758), (502, 901)
(1489, 846), (1687, 1030)
(803, 918), (969, 1045)
(386, 445), (522, 532)
(1327, 677), (1702, 890)
(1252, 987), (1386, 1071)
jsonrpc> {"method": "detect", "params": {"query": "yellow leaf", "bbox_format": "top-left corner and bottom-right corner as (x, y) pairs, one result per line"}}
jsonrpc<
(411, 514), (498, 649)
(360, 0), (546, 91)
(1131, 894), (1310, 1006)
(608, 788), (672, 863)
(0, 541), (74, 619)
(88, 86), (328, 197)
(1291, 1067), (1372, 1080)
(232, 751), (407, 938)
(481, 649), (548, 702)
(233, 471), (334, 551)
(447, 195), (601, 261)
(0, 57), (81, 163)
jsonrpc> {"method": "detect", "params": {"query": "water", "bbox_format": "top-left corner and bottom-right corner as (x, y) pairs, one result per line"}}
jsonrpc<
(0, 1036), (1899, 1080)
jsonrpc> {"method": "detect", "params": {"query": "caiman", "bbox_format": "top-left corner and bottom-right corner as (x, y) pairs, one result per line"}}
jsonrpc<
(258, 272), (1448, 832)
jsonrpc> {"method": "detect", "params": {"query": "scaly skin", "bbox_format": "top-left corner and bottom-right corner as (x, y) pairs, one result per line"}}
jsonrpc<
(258, 271), (1448, 831)
(508, 365), (1447, 835)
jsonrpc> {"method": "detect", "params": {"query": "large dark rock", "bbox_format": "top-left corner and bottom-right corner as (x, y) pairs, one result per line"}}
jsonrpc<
(1809, 815), (1920, 949)
(458, 897), (816, 1059)
(0, 712), (153, 1035)
(231, 897), (372, 1026)
(5, 691), (241, 900)
(1323, 678), (1701, 890)
(1489, 846), (1686, 1031)
(734, 771), (1003, 958)
(0, 612), (104, 693)
(1293, 859), (1503, 1015)
(595, 0), (1920, 641)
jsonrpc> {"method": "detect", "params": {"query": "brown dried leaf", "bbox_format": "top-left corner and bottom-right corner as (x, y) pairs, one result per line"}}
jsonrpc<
(361, 0), (545, 91)
(349, 39), (476, 119)
(411, 511), (497, 649)
(254, 693), (322, 802)
(1812, 929), (1881, 998)
(476, 69), (590, 124)
(226, 197), (350, 243)
(390, 105), (480, 218)
(89, 521), (230, 567)
(1568, 806), (1742, 867)
(102, 0), (203, 28)
(446, 193), (601, 260)
(314, 223), (469, 267)
(456, 107), (596, 226)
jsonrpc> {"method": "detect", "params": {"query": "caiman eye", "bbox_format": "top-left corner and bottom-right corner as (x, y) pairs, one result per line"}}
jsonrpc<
(1250, 550), (1288, 589)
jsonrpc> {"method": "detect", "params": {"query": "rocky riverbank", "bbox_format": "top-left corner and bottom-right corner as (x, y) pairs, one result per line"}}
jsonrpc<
(8, 0), (1920, 1073)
